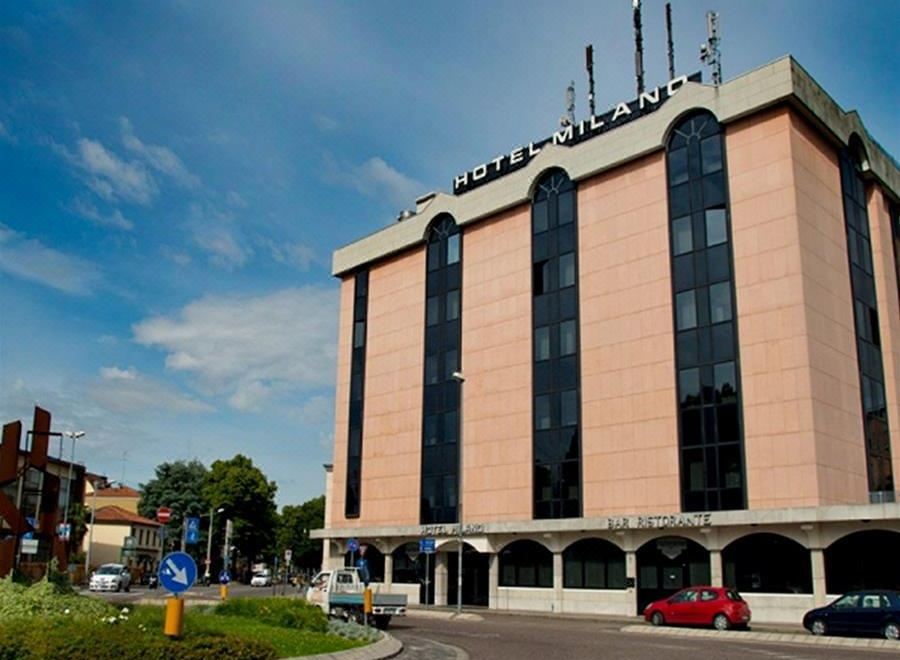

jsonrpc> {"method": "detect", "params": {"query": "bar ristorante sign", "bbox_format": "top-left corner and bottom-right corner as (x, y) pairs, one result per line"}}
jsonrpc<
(452, 72), (701, 195)
(605, 512), (713, 531)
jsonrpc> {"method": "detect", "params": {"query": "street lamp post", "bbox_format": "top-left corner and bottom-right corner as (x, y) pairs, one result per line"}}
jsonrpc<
(451, 370), (465, 615)
(204, 506), (226, 582)
(60, 431), (84, 531)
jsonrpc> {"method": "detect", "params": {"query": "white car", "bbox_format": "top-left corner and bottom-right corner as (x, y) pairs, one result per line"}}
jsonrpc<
(250, 570), (272, 587)
(90, 563), (132, 592)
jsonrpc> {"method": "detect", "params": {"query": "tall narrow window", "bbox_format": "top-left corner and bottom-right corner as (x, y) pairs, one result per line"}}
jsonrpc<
(532, 169), (581, 519)
(666, 112), (746, 512)
(840, 147), (894, 502)
(345, 270), (369, 518)
(421, 215), (463, 524)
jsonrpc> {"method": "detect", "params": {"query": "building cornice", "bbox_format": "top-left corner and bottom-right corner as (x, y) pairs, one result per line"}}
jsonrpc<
(332, 55), (900, 277)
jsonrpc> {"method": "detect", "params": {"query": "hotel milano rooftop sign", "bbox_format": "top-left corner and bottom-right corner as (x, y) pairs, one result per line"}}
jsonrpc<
(453, 72), (701, 196)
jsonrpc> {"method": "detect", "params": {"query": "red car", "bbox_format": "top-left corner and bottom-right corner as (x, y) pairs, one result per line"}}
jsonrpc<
(643, 586), (751, 630)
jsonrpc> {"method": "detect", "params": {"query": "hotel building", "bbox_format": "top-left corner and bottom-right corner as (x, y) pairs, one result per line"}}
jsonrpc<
(313, 57), (900, 623)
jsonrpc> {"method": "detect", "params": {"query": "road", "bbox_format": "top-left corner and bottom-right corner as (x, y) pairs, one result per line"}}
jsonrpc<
(391, 610), (897, 660)
(82, 580), (297, 604)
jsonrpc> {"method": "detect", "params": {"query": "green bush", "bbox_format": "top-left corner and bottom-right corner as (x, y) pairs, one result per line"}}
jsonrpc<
(215, 597), (328, 632)
(327, 619), (382, 642)
(0, 573), (114, 620)
(0, 618), (277, 660)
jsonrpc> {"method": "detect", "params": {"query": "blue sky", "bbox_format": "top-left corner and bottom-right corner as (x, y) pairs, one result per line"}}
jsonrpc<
(1, 1), (898, 508)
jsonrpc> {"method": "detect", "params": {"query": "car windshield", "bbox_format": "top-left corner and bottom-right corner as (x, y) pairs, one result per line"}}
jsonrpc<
(726, 590), (744, 601)
(96, 565), (122, 575)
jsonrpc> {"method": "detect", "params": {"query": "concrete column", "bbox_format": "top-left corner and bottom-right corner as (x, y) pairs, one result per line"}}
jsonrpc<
(488, 553), (499, 610)
(625, 550), (637, 616)
(435, 552), (448, 606)
(811, 548), (827, 606)
(710, 549), (722, 587)
(552, 551), (563, 613)
(383, 552), (393, 588)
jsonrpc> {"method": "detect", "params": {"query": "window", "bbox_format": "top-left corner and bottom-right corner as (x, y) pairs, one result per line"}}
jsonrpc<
(563, 539), (626, 589)
(499, 540), (553, 588)
(345, 270), (369, 518)
(668, 112), (745, 512)
(353, 321), (366, 348)
(532, 169), (582, 520)
(421, 215), (463, 524)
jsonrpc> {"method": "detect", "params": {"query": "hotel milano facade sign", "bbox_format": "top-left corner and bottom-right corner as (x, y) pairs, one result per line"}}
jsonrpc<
(453, 72), (701, 195)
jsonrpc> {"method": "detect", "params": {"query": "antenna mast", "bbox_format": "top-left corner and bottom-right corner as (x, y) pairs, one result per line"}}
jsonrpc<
(632, 0), (645, 95)
(560, 80), (576, 127)
(585, 44), (596, 117)
(700, 10), (722, 85)
(665, 2), (675, 80)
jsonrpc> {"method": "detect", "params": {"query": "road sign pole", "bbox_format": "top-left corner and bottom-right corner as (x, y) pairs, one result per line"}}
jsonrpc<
(426, 552), (430, 608)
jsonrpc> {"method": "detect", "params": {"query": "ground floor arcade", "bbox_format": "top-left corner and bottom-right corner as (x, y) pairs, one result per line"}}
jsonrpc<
(316, 504), (900, 623)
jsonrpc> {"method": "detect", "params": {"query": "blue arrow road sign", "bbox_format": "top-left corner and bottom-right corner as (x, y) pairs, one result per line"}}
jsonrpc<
(186, 517), (200, 545)
(346, 538), (359, 553)
(159, 551), (197, 594)
(23, 516), (36, 540)
(419, 538), (436, 554)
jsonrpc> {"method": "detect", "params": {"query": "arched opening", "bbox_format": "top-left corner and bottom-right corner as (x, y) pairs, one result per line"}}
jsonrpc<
(391, 542), (435, 605)
(723, 533), (811, 593)
(343, 542), (385, 583)
(499, 539), (552, 588)
(563, 538), (626, 589)
(636, 536), (710, 611)
(826, 530), (900, 593)
(446, 541), (489, 607)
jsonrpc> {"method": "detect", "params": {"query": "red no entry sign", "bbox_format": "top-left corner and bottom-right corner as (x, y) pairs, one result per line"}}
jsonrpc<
(156, 506), (172, 524)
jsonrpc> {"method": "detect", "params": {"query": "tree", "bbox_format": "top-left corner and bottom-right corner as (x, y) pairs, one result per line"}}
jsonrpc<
(276, 495), (324, 573)
(138, 460), (209, 560)
(203, 455), (277, 570)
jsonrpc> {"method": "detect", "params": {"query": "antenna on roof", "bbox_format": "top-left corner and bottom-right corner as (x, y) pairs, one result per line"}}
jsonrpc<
(699, 10), (722, 85)
(665, 2), (676, 80)
(585, 44), (596, 117)
(560, 80), (575, 127)
(632, 0), (645, 96)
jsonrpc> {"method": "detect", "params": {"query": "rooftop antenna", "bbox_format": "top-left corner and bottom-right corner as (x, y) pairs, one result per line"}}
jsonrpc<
(665, 2), (676, 80)
(700, 10), (722, 85)
(560, 80), (575, 127)
(585, 44), (596, 117)
(632, 0), (645, 95)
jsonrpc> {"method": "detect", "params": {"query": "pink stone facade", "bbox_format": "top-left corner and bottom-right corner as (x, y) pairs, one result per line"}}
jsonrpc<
(328, 108), (899, 529)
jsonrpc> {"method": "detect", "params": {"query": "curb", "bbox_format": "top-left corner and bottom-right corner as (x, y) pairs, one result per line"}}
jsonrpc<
(407, 608), (484, 622)
(620, 624), (900, 651)
(289, 632), (402, 660)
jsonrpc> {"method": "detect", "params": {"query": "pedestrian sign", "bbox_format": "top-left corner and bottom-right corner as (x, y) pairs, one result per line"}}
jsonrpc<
(419, 538), (436, 554)
(159, 551), (197, 594)
(186, 517), (200, 545)
(346, 538), (359, 553)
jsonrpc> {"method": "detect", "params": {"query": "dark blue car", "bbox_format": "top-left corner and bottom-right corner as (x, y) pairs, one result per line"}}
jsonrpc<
(803, 590), (900, 640)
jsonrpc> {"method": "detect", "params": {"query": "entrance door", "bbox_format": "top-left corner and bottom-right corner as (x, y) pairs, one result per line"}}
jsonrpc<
(636, 536), (710, 612)
(447, 544), (489, 607)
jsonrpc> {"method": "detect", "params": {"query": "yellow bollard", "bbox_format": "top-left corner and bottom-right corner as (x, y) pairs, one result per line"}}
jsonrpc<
(163, 596), (184, 637)
(220, 583), (228, 600)
(363, 587), (373, 614)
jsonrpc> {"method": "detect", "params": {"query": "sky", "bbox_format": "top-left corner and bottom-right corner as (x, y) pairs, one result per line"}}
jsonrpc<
(1, 1), (898, 508)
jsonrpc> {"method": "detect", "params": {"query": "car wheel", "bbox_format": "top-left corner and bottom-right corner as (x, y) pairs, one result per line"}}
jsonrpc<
(884, 621), (900, 641)
(124, 583), (130, 593)
(116, 582), (122, 593)
(810, 619), (826, 636)
(713, 613), (730, 631)
(650, 611), (665, 626)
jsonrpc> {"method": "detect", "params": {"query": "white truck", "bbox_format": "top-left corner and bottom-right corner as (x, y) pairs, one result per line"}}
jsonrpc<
(305, 567), (407, 629)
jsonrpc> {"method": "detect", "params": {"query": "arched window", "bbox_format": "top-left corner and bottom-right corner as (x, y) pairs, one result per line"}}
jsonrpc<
(563, 538), (626, 589)
(499, 540), (553, 588)
(531, 169), (581, 520)
(840, 142), (894, 501)
(826, 530), (900, 592)
(666, 112), (745, 512)
(723, 533), (811, 593)
(421, 214), (463, 524)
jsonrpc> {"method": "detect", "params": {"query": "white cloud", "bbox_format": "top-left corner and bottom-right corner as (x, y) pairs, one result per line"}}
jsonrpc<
(315, 114), (338, 132)
(120, 117), (200, 189)
(263, 238), (316, 271)
(0, 224), (101, 295)
(160, 245), (192, 266)
(68, 198), (134, 230)
(132, 286), (339, 411)
(194, 227), (249, 269)
(324, 153), (423, 209)
(89, 366), (213, 414)
(65, 137), (157, 205)
(226, 191), (247, 208)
